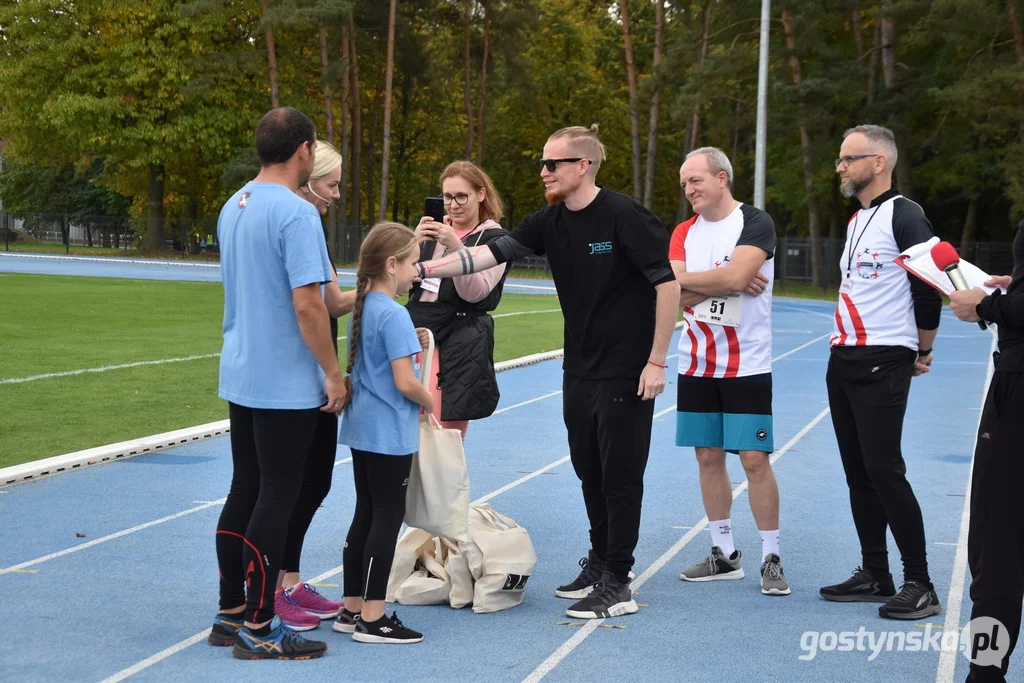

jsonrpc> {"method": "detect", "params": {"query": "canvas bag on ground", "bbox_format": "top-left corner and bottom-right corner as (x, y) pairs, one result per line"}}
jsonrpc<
(441, 538), (474, 609)
(386, 527), (434, 602)
(393, 536), (452, 605)
(461, 504), (537, 613)
(404, 329), (471, 542)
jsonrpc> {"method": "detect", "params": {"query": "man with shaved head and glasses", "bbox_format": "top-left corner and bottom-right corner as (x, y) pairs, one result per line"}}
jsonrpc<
(417, 124), (680, 621)
(820, 124), (943, 621)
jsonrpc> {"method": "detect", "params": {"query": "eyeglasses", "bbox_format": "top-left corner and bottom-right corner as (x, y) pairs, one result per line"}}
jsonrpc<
(540, 158), (587, 172)
(835, 154), (879, 169)
(442, 193), (472, 206)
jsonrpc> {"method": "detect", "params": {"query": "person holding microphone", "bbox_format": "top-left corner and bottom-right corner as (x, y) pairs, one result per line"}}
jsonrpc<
(948, 219), (1024, 683)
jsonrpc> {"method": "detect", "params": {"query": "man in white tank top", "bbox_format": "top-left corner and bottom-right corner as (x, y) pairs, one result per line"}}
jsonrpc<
(819, 125), (943, 621)
(669, 147), (789, 597)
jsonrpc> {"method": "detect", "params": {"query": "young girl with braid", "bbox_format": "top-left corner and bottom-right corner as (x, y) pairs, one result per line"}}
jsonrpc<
(333, 222), (433, 644)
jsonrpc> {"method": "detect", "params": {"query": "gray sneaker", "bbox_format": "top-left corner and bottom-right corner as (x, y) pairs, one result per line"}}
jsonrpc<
(680, 546), (744, 581)
(760, 553), (791, 595)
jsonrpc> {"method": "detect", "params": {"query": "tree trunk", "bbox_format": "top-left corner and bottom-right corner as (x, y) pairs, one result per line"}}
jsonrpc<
(319, 27), (334, 144)
(378, 0), (397, 223)
(851, 4), (864, 58)
(960, 197), (979, 256)
(394, 63), (414, 221)
(880, 0), (915, 198)
(86, 224), (93, 248)
(476, 0), (489, 165)
(1009, 0), (1024, 65)
(145, 163), (165, 251)
(618, 0), (642, 201)
(261, 0), (280, 108)
(349, 15), (362, 255)
(677, 2), (710, 223)
(643, 0), (665, 210)
(781, 10), (823, 288)
(867, 22), (880, 105)
(463, 0), (474, 160)
(366, 93), (379, 225)
(337, 26), (351, 259)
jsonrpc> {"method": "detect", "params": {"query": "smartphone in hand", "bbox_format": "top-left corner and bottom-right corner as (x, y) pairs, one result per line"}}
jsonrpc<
(424, 196), (445, 224)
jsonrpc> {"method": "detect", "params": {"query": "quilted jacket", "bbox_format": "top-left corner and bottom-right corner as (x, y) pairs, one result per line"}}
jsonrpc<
(406, 225), (510, 421)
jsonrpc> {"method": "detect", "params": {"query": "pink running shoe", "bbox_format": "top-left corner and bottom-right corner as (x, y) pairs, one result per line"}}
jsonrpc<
(273, 589), (320, 631)
(287, 582), (343, 620)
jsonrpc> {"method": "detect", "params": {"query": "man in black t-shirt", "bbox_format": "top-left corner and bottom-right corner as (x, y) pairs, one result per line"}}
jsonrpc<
(417, 125), (680, 620)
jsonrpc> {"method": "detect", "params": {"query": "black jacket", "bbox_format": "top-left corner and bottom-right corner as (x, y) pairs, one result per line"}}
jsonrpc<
(407, 225), (510, 421)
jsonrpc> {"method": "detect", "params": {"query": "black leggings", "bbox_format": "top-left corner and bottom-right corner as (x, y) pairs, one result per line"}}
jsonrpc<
(826, 349), (930, 583)
(216, 403), (319, 623)
(342, 449), (412, 601)
(280, 411), (338, 573)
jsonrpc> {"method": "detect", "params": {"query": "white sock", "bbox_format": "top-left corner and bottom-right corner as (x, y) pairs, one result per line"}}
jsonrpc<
(711, 519), (735, 557)
(760, 529), (780, 559)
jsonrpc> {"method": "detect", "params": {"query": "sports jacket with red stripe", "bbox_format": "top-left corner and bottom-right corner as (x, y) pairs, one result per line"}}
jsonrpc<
(670, 204), (776, 378)
(831, 188), (942, 350)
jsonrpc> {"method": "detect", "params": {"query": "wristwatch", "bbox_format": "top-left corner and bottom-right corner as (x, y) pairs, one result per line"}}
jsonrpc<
(917, 347), (933, 357)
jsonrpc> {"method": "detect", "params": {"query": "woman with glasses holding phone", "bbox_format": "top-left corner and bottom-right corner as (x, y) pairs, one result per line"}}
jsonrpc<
(407, 161), (510, 439)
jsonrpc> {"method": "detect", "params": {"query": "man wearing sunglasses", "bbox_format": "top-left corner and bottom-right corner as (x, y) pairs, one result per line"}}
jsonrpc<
(417, 124), (679, 621)
(820, 124), (943, 621)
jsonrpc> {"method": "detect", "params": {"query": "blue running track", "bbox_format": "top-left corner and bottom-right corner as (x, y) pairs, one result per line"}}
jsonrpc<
(0, 255), (1006, 682)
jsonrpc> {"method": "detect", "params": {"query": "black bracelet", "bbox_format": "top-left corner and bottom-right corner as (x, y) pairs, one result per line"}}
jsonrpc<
(918, 347), (933, 357)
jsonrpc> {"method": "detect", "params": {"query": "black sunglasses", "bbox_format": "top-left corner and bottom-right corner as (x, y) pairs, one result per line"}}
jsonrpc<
(539, 158), (586, 172)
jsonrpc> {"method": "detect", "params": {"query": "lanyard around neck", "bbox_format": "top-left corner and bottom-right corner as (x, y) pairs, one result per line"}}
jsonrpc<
(845, 205), (882, 279)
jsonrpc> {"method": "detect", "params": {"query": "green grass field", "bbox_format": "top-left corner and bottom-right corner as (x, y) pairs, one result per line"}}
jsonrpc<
(0, 265), (833, 469)
(0, 273), (566, 468)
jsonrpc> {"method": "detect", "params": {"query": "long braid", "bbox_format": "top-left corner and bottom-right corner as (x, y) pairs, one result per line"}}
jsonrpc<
(339, 221), (420, 413)
(340, 274), (369, 412)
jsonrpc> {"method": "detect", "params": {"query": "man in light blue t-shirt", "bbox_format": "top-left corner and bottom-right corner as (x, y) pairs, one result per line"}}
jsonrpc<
(211, 107), (340, 661)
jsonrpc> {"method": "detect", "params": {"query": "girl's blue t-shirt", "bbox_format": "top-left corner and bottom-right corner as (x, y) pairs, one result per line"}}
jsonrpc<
(338, 292), (422, 455)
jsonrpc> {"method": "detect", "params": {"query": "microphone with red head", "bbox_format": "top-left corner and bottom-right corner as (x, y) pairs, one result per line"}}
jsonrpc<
(931, 241), (987, 330)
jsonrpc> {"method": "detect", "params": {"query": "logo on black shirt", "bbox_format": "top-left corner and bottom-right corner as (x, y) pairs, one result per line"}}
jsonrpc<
(589, 241), (613, 255)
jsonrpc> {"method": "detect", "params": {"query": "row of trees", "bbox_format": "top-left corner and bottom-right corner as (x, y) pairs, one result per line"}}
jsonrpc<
(0, 0), (1021, 283)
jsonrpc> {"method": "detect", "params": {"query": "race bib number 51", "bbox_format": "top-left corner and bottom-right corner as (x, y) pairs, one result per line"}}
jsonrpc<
(692, 293), (743, 327)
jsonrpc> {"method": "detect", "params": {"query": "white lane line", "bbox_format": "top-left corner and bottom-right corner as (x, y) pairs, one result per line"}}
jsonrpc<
(0, 252), (220, 268)
(0, 382), (563, 575)
(0, 500), (227, 575)
(2, 309), (562, 385)
(772, 333), (830, 361)
(493, 309), (561, 319)
(523, 406), (832, 683)
(101, 447), (582, 680)
(935, 329), (998, 683)
(774, 303), (835, 320)
(0, 354), (221, 385)
(100, 629), (214, 683)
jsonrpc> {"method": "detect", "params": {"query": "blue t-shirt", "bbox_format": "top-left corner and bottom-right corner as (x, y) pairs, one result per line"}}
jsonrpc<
(338, 292), (422, 455)
(217, 181), (334, 409)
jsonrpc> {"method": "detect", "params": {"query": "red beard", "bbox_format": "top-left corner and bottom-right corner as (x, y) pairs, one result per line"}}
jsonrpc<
(545, 186), (567, 205)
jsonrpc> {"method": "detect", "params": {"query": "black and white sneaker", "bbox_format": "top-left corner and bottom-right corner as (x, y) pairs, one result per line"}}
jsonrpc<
(352, 612), (423, 644)
(555, 551), (605, 599)
(331, 607), (360, 634)
(820, 567), (896, 603)
(878, 581), (942, 620)
(565, 573), (638, 620)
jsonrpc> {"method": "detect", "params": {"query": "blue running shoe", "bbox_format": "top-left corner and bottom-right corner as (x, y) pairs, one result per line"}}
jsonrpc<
(208, 613), (243, 646)
(232, 616), (328, 660)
